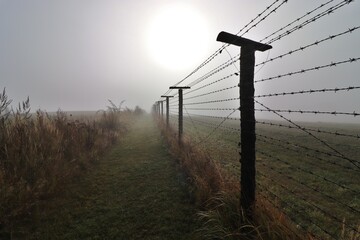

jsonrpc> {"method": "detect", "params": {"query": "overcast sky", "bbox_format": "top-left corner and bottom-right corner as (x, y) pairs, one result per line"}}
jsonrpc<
(0, 0), (359, 119)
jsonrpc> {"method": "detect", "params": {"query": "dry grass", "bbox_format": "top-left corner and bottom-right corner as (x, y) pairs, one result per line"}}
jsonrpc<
(0, 89), (137, 231)
(3, 115), (198, 239)
(158, 120), (232, 205)
(156, 116), (310, 240)
(177, 115), (359, 239)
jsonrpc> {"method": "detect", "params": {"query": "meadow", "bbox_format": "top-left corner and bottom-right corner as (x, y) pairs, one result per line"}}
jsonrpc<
(1, 82), (358, 239)
(0, 89), (139, 235)
(165, 114), (360, 239)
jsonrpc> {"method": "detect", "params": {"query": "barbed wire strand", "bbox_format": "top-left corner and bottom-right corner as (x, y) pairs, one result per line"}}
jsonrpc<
(185, 114), (240, 134)
(257, 172), (348, 239)
(255, 99), (360, 169)
(184, 73), (238, 96)
(257, 139), (360, 196)
(184, 107), (238, 111)
(256, 133), (359, 172)
(265, 0), (354, 44)
(236, 0), (284, 36)
(184, 97), (240, 106)
(255, 86), (360, 98)
(255, 108), (360, 117)
(256, 26), (360, 67)
(255, 57), (360, 83)
(190, 109), (238, 146)
(256, 120), (360, 139)
(184, 85), (238, 101)
(159, 0), (288, 97)
(239, 0), (289, 37)
(256, 184), (337, 239)
(257, 162), (359, 234)
(260, 0), (336, 43)
(187, 54), (240, 88)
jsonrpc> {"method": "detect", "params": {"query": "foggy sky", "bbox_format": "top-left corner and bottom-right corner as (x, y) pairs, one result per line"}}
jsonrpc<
(0, 0), (359, 118)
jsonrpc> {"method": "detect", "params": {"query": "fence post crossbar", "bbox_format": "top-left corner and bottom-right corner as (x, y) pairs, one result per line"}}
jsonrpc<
(169, 86), (191, 144)
(217, 31), (272, 220)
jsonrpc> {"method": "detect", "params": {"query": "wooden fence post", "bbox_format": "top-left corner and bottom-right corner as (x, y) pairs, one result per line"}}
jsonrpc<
(161, 95), (174, 128)
(169, 86), (190, 144)
(160, 100), (164, 118)
(217, 31), (272, 220)
(156, 101), (161, 116)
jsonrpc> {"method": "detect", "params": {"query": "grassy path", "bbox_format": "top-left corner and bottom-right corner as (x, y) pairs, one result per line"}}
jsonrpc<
(24, 116), (199, 239)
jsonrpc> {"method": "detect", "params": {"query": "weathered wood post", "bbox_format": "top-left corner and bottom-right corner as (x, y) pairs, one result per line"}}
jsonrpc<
(217, 31), (272, 220)
(152, 103), (157, 116)
(156, 101), (161, 116)
(160, 100), (164, 118)
(169, 86), (190, 144)
(154, 102), (158, 115)
(161, 95), (174, 128)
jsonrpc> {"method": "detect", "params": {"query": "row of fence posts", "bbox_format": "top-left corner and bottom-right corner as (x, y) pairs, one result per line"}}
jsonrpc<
(154, 32), (272, 220)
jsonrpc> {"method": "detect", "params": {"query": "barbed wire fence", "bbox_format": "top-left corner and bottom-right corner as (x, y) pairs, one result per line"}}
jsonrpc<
(154, 0), (359, 239)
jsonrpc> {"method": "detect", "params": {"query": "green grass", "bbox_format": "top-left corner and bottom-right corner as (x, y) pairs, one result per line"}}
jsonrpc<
(3, 115), (200, 239)
(0, 90), (133, 232)
(177, 116), (360, 239)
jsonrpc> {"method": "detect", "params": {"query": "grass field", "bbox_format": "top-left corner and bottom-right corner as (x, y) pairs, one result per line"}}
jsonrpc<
(1, 115), (200, 239)
(1, 88), (358, 239)
(172, 115), (360, 239)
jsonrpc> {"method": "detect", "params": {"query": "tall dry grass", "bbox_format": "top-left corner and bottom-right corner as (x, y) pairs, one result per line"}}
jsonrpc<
(156, 116), (307, 239)
(0, 89), (136, 228)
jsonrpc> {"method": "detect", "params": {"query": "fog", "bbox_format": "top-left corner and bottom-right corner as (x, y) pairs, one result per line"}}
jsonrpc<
(0, 0), (359, 124)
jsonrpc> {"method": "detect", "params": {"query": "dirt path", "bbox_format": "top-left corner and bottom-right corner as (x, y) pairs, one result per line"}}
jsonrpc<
(24, 116), (199, 239)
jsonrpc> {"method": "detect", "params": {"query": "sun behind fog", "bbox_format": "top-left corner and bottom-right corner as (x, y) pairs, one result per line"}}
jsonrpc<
(146, 4), (210, 70)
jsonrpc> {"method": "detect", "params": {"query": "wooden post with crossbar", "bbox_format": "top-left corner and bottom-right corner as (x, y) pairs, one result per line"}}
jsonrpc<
(217, 31), (272, 220)
(161, 95), (174, 128)
(169, 86), (190, 144)
(156, 101), (161, 116)
(160, 100), (164, 118)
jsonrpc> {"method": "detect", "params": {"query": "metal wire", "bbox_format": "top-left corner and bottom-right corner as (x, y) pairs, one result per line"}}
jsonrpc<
(184, 85), (238, 101)
(255, 108), (360, 117)
(184, 73), (237, 96)
(184, 97), (240, 106)
(256, 133), (359, 172)
(255, 57), (360, 83)
(255, 100), (360, 169)
(256, 26), (360, 67)
(255, 86), (360, 98)
(156, 1), (359, 238)
(256, 120), (360, 139)
(265, 0), (354, 44)
(260, 0), (336, 42)
(257, 162), (359, 234)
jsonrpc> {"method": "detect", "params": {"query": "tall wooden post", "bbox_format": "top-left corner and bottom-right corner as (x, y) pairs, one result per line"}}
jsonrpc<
(157, 101), (161, 116)
(152, 103), (156, 115)
(217, 31), (272, 220)
(161, 95), (174, 128)
(169, 86), (190, 144)
(240, 46), (256, 218)
(156, 101), (159, 116)
(154, 102), (157, 115)
(160, 100), (164, 118)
